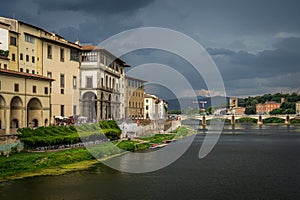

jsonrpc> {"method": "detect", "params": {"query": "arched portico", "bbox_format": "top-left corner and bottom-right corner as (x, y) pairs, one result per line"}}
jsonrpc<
(82, 92), (97, 122)
(0, 95), (6, 131)
(27, 98), (43, 128)
(10, 96), (23, 129)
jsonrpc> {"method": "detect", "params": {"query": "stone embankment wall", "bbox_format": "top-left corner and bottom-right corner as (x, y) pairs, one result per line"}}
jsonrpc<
(0, 135), (23, 156)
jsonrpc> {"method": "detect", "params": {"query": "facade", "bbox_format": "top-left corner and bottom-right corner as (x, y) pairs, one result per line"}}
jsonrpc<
(256, 101), (281, 114)
(0, 69), (53, 134)
(232, 107), (245, 115)
(0, 16), (81, 123)
(80, 45), (128, 121)
(229, 97), (238, 108)
(296, 101), (300, 114)
(144, 94), (168, 120)
(125, 76), (145, 119)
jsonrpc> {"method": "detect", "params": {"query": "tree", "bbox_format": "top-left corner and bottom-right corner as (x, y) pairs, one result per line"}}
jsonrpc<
(245, 106), (256, 115)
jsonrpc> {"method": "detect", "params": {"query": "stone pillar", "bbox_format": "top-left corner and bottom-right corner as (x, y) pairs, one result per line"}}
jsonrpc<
(96, 100), (101, 121)
(202, 115), (206, 128)
(257, 115), (263, 125)
(5, 107), (10, 134)
(231, 115), (235, 125)
(285, 115), (290, 125)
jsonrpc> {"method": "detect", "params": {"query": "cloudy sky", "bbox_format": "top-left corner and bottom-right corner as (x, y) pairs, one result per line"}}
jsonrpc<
(1, 0), (300, 99)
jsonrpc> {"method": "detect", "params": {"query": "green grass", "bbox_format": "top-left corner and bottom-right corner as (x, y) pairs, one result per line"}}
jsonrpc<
(0, 148), (94, 178)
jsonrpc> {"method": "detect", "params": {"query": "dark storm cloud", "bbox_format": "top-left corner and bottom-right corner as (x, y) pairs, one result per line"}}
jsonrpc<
(1, 0), (300, 96)
(33, 0), (154, 14)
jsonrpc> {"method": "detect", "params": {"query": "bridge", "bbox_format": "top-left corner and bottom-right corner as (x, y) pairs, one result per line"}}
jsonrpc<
(180, 114), (298, 126)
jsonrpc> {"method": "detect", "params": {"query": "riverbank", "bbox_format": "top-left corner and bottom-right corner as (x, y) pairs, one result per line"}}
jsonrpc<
(0, 126), (192, 182)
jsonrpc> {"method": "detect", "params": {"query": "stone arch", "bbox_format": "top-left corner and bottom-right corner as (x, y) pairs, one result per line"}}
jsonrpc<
(10, 96), (23, 129)
(27, 98), (43, 128)
(106, 94), (112, 119)
(82, 92), (97, 122)
(100, 92), (104, 119)
(0, 95), (6, 130)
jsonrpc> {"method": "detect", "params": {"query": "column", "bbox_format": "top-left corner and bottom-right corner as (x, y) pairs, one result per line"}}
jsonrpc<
(285, 115), (290, 125)
(5, 107), (10, 134)
(96, 100), (100, 121)
(257, 115), (263, 125)
(202, 115), (206, 128)
(231, 115), (235, 126)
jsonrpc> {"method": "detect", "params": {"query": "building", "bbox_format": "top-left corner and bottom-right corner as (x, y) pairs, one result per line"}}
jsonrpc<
(0, 16), (81, 123)
(296, 101), (300, 114)
(232, 107), (245, 115)
(0, 69), (53, 134)
(256, 101), (281, 114)
(80, 45), (128, 121)
(125, 76), (146, 119)
(229, 97), (238, 108)
(144, 94), (168, 120)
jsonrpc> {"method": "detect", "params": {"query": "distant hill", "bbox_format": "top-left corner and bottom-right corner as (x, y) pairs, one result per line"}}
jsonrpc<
(166, 96), (230, 111)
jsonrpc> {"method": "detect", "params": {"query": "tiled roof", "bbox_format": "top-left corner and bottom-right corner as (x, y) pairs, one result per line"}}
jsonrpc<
(0, 69), (54, 81)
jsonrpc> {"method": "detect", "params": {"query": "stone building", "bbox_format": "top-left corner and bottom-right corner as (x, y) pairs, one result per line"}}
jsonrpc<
(296, 101), (300, 114)
(0, 69), (53, 134)
(0, 16), (81, 123)
(125, 76), (146, 119)
(80, 45), (129, 121)
(256, 101), (281, 114)
(144, 94), (168, 120)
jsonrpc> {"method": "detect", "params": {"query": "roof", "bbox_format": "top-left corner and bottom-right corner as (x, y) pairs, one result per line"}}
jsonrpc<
(125, 75), (147, 83)
(0, 69), (54, 81)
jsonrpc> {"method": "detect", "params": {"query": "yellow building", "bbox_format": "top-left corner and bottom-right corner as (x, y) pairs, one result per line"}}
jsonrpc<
(125, 76), (145, 119)
(0, 69), (53, 134)
(0, 16), (81, 123)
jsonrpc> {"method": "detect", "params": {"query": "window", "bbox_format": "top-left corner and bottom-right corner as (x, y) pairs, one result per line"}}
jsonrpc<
(4, 64), (7, 69)
(32, 70), (35, 74)
(47, 45), (52, 59)
(146, 105), (149, 110)
(32, 85), (36, 93)
(20, 53), (23, 60)
(12, 53), (15, 61)
(32, 56), (35, 63)
(60, 74), (65, 88)
(10, 36), (17, 46)
(60, 48), (64, 62)
(73, 76), (77, 89)
(44, 87), (48, 94)
(25, 34), (35, 44)
(86, 77), (93, 88)
(146, 99), (148, 103)
(61, 89), (64, 94)
(82, 52), (97, 62)
(20, 68), (23, 72)
(60, 105), (65, 117)
(26, 69), (29, 73)
(47, 71), (52, 78)
(70, 49), (79, 61)
(26, 55), (29, 62)
(100, 54), (104, 64)
(14, 83), (19, 92)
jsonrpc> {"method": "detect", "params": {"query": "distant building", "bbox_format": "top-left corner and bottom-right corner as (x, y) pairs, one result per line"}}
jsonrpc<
(229, 97), (238, 108)
(125, 76), (146, 119)
(256, 101), (280, 114)
(232, 107), (245, 115)
(296, 101), (300, 114)
(144, 94), (168, 120)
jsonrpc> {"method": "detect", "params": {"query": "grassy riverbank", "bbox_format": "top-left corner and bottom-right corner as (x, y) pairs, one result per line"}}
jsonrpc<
(0, 126), (191, 182)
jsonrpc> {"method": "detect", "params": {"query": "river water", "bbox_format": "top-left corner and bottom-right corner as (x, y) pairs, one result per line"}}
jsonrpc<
(1, 125), (300, 200)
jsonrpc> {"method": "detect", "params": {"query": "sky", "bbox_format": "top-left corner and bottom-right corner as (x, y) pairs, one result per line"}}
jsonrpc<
(1, 0), (300, 99)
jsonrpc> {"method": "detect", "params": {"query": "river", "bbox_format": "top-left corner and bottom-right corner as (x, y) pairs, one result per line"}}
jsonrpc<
(1, 125), (300, 200)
